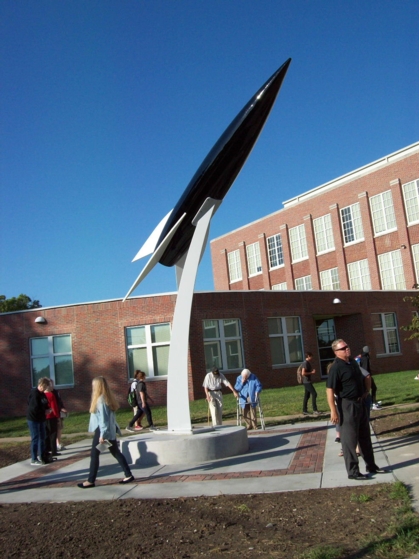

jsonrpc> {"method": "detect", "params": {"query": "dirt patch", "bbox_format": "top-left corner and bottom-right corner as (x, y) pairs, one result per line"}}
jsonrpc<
(370, 407), (419, 439)
(0, 485), (414, 559)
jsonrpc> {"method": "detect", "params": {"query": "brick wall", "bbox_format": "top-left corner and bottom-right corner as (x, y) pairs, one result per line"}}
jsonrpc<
(1, 289), (418, 418)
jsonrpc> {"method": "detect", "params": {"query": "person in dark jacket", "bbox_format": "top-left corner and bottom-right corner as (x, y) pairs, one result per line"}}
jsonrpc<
(360, 346), (380, 409)
(27, 377), (51, 466)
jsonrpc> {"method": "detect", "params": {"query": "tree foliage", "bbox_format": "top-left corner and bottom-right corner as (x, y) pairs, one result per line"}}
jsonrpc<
(401, 294), (419, 341)
(0, 294), (42, 313)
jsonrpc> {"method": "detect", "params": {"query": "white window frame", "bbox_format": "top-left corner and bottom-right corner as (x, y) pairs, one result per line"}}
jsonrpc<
(30, 334), (74, 388)
(246, 242), (262, 276)
(372, 312), (400, 355)
(412, 243), (419, 283)
(340, 202), (364, 245)
(126, 323), (171, 378)
(347, 259), (372, 290)
(402, 179), (419, 225)
(227, 249), (242, 283)
(268, 316), (304, 365)
(295, 275), (312, 291)
(369, 190), (397, 236)
(272, 282), (287, 291)
(320, 268), (341, 290)
(267, 233), (284, 269)
(313, 214), (335, 254)
(202, 318), (244, 372)
(378, 250), (406, 290)
(289, 224), (308, 263)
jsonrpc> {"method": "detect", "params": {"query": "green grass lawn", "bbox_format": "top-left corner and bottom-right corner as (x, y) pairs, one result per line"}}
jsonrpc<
(1, 369), (418, 438)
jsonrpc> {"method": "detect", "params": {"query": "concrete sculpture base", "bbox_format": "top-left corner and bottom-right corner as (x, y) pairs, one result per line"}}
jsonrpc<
(121, 425), (248, 466)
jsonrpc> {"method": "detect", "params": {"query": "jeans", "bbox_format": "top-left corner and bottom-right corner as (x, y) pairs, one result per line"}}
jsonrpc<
(303, 383), (318, 412)
(28, 420), (46, 461)
(88, 428), (132, 484)
(128, 404), (153, 428)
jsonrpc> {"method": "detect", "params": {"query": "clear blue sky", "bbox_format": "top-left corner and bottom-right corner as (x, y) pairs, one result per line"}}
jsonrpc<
(1, 1), (418, 307)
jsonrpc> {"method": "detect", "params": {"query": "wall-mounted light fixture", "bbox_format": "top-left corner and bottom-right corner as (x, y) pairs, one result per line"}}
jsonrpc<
(332, 298), (341, 304)
(401, 244), (407, 249)
(34, 316), (47, 324)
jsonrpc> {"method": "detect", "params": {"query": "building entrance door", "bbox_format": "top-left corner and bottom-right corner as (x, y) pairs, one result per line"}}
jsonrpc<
(316, 318), (336, 377)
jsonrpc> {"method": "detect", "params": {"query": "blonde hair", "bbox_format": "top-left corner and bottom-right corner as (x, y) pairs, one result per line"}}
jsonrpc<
(89, 376), (119, 413)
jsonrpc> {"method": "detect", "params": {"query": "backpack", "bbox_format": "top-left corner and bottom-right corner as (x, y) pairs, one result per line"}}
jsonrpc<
(127, 382), (138, 407)
(297, 364), (304, 384)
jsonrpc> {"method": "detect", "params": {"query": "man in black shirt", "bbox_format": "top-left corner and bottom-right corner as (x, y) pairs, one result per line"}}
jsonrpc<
(326, 339), (384, 480)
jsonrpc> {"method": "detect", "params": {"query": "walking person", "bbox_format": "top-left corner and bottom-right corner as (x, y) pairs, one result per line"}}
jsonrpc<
(78, 376), (133, 488)
(235, 369), (262, 430)
(202, 367), (238, 426)
(326, 339), (384, 480)
(27, 377), (51, 465)
(126, 371), (157, 432)
(301, 352), (320, 416)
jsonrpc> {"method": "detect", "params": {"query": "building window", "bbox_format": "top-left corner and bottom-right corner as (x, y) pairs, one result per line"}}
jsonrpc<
(272, 282), (287, 290)
(227, 249), (242, 283)
(370, 190), (397, 235)
(402, 178), (419, 225)
(267, 234), (284, 268)
(30, 335), (74, 388)
(295, 275), (312, 291)
(347, 259), (372, 290)
(340, 203), (364, 245)
(320, 268), (341, 290)
(378, 250), (406, 290)
(289, 224), (308, 262)
(372, 312), (400, 354)
(412, 244), (419, 283)
(313, 214), (334, 254)
(268, 316), (303, 365)
(126, 323), (171, 378)
(246, 242), (262, 276)
(203, 319), (244, 371)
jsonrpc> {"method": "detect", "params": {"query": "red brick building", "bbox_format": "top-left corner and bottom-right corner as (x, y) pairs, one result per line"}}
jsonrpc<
(0, 290), (417, 418)
(210, 142), (419, 294)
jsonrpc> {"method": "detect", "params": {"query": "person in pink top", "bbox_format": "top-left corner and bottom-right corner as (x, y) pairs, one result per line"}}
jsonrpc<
(44, 383), (60, 459)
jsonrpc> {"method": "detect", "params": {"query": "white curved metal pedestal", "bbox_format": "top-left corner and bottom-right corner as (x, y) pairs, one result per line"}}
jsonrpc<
(166, 198), (220, 432)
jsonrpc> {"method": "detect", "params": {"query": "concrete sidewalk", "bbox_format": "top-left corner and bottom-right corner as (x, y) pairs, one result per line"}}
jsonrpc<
(0, 420), (418, 514)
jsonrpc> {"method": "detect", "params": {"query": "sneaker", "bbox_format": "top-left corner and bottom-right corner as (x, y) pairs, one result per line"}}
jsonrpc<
(57, 444), (66, 451)
(134, 426), (143, 431)
(126, 426), (135, 432)
(30, 459), (45, 466)
(302, 412), (309, 416)
(335, 437), (341, 443)
(414, 375), (419, 380)
(372, 404), (381, 410)
(148, 425), (159, 431)
(313, 411), (321, 416)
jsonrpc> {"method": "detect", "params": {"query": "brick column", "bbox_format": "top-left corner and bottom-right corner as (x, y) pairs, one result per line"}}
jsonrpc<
(258, 233), (271, 290)
(358, 191), (381, 289)
(280, 224), (294, 289)
(304, 214), (320, 289)
(238, 242), (250, 290)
